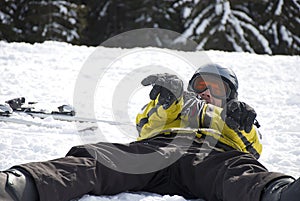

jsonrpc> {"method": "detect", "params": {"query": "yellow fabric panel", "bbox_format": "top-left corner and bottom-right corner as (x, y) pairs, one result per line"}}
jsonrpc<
(136, 97), (187, 140)
(194, 129), (243, 151)
(201, 104), (262, 155)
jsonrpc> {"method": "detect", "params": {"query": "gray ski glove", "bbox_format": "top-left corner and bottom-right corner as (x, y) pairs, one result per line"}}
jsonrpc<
(141, 73), (184, 109)
(221, 100), (257, 133)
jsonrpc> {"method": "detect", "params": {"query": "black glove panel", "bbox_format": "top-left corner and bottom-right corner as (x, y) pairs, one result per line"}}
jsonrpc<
(221, 100), (257, 133)
(141, 73), (183, 109)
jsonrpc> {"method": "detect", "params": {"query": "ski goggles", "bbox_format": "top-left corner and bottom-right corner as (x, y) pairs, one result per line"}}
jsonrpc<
(190, 74), (231, 98)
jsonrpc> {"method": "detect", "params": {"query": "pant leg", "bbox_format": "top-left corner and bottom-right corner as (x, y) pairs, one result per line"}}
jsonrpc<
(171, 149), (290, 201)
(15, 136), (291, 201)
(65, 136), (290, 201)
(15, 141), (181, 201)
(15, 156), (98, 201)
(65, 141), (185, 195)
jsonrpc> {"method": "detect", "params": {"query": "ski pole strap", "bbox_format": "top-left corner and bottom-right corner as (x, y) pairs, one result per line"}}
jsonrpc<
(254, 119), (261, 128)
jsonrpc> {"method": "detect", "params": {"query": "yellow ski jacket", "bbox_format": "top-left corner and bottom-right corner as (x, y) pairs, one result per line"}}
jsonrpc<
(136, 92), (262, 159)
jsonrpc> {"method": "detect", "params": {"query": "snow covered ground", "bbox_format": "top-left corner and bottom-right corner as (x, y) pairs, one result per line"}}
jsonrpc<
(0, 41), (299, 201)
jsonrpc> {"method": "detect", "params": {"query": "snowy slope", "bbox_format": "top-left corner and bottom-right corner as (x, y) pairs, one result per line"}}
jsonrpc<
(0, 41), (299, 201)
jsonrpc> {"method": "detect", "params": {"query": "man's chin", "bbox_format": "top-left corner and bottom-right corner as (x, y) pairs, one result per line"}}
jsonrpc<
(205, 100), (212, 105)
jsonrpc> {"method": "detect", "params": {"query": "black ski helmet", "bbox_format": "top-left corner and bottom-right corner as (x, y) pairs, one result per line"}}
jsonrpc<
(188, 63), (238, 101)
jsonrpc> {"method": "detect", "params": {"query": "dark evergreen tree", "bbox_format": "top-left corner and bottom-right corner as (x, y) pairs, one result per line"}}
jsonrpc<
(79, 0), (122, 45)
(124, 0), (183, 32)
(0, 0), (25, 41)
(102, 0), (186, 48)
(181, 0), (272, 54)
(80, 0), (184, 46)
(254, 0), (300, 55)
(1, 0), (299, 54)
(0, 0), (87, 44)
(21, 0), (87, 44)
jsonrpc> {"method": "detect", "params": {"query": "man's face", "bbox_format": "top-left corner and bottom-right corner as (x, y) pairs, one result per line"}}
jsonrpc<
(191, 74), (230, 107)
(198, 89), (223, 107)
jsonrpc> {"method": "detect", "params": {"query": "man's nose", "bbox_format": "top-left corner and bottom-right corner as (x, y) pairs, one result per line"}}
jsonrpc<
(200, 89), (211, 98)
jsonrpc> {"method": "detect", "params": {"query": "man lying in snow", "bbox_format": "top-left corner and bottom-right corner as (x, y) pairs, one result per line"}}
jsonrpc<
(0, 64), (299, 201)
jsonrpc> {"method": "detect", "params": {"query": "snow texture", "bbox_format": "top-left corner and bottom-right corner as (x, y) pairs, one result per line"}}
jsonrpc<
(0, 41), (299, 201)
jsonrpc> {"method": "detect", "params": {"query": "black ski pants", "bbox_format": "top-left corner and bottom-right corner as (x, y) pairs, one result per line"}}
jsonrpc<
(16, 134), (288, 201)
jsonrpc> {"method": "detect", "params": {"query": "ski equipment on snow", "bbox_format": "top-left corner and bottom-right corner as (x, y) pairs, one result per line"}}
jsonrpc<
(0, 97), (133, 127)
(0, 104), (13, 116)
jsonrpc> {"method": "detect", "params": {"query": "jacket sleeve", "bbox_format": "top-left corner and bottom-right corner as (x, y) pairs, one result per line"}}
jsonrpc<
(136, 96), (184, 140)
(200, 104), (263, 158)
(136, 92), (262, 158)
(181, 94), (262, 158)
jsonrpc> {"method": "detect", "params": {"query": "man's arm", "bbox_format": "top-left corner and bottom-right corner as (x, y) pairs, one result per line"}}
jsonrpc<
(136, 73), (262, 158)
(136, 73), (185, 140)
(200, 102), (263, 158)
(136, 96), (184, 140)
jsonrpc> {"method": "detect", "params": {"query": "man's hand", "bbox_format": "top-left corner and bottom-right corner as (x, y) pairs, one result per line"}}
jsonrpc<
(141, 73), (183, 109)
(221, 100), (257, 133)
